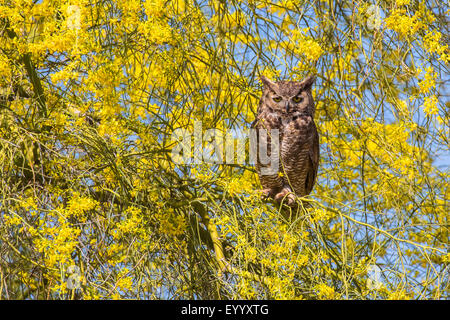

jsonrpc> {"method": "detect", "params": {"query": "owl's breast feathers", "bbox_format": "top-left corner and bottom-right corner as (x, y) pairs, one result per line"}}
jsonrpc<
(251, 113), (319, 197)
(282, 115), (320, 196)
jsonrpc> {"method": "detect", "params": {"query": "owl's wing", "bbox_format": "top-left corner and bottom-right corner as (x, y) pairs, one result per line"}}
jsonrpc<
(305, 123), (320, 195)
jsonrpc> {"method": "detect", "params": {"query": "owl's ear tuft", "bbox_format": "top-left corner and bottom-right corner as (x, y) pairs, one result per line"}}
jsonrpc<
(300, 75), (316, 91)
(261, 76), (278, 92)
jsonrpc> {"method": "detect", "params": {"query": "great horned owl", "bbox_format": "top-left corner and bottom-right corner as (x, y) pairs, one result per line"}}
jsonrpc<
(251, 75), (319, 206)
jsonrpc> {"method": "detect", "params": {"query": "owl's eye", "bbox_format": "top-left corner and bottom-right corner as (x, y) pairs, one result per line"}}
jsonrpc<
(292, 96), (304, 103)
(273, 96), (282, 102)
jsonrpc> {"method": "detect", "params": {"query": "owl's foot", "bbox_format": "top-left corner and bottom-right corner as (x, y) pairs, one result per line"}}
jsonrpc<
(274, 187), (297, 206)
(260, 188), (277, 200)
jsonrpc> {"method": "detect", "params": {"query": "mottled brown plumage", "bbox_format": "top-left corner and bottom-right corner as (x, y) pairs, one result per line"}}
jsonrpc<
(251, 75), (319, 206)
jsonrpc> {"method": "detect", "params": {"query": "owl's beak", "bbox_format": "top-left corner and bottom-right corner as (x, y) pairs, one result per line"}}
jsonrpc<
(285, 101), (290, 112)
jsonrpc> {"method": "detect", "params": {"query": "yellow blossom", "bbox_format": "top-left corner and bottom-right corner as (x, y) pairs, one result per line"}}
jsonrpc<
(314, 283), (336, 299)
(422, 95), (438, 116)
(385, 9), (421, 37)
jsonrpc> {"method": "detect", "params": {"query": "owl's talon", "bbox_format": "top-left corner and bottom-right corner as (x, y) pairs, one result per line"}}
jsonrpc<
(260, 188), (275, 200)
(274, 188), (296, 206)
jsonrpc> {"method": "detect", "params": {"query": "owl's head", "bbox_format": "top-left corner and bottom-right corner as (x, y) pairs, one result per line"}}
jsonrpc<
(260, 75), (316, 116)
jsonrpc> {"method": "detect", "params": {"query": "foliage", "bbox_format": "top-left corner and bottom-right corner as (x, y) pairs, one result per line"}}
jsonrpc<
(0, 0), (448, 299)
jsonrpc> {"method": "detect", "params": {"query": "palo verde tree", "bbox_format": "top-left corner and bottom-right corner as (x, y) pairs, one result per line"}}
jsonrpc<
(0, 0), (448, 299)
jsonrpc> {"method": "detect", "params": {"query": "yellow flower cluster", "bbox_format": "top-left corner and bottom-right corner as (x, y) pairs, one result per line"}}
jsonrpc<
(224, 171), (256, 197)
(388, 290), (411, 300)
(418, 66), (437, 94)
(67, 192), (98, 220)
(396, 0), (410, 6)
(140, 20), (173, 45)
(297, 38), (324, 61)
(143, 0), (166, 17)
(422, 31), (449, 63)
(311, 208), (336, 222)
(422, 95), (438, 116)
(32, 217), (81, 268)
(157, 208), (186, 237)
(113, 206), (144, 238)
(287, 29), (324, 62)
(3, 213), (22, 227)
(314, 283), (336, 299)
(115, 268), (134, 291)
(0, 53), (12, 79)
(385, 9), (421, 37)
